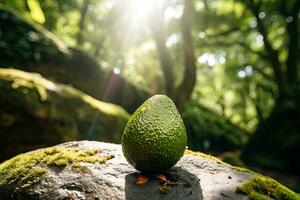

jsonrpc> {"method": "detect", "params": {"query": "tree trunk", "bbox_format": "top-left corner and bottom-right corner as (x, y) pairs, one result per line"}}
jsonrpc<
(249, 96), (263, 123)
(176, 0), (197, 108)
(149, 1), (196, 108)
(149, 8), (175, 98)
(76, 0), (90, 47)
(285, 1), (299, 86)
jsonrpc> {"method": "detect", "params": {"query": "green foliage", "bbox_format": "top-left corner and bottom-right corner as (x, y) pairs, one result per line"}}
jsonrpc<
(183, 99), (248, 152)
(237, 176), (300, 200)
(1, 0), (295, 133)
(0, 147), (113, 189)
(0, 6), (149, 114)
(27, 0), (45, 24)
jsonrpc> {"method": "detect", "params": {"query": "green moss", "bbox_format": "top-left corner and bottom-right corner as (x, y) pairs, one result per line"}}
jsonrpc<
(184, 149), (224, 163)
(19, 167), (47, 189)
(0, 148), (114, 189)
(0, 68), (129, 119)
(236, 176), (300, 200)
(64, 85), (129, 119)
(0, 68), (55, 101)
(234, 166), (256, 174)
(70, 163), (91, 174)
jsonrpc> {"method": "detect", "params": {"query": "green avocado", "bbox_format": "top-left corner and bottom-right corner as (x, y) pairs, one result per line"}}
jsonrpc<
(122, 95), (187, 172)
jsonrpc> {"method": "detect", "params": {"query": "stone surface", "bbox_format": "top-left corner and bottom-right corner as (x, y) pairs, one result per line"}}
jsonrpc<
(0, 141), (256, 200)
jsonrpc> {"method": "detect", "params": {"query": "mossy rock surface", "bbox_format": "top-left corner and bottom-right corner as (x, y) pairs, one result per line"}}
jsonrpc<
(237, 176), (300, 200)
(0, 68), (129, 161)
(0, 141), (298, 200)
(0, 6), (70, 67)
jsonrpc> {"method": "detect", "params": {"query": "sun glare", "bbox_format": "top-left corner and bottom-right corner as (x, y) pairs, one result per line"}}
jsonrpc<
(129, 0), (156, 26)
(128, 0), (182, 23)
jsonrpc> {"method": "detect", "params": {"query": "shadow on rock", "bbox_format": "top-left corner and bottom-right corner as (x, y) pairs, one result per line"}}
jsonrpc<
(125, 166), (203, 200)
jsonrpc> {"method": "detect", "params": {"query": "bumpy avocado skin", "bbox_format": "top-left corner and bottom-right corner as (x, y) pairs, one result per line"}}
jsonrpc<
(122, 95), (187, 172)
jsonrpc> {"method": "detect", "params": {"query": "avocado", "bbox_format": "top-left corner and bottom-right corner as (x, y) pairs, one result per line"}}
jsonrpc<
(122, 95), (187, 172)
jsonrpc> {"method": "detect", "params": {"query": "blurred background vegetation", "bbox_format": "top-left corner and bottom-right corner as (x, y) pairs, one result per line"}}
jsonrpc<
(0, 0), (299, 191)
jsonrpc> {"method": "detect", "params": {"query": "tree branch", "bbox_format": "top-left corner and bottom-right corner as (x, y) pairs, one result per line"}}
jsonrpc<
(256, 83), (276, 98)
(250, 65), (274, 82)
(248, 95), (264, 122)
(237, 41), (269, 60)
(205, 27), (240, 37)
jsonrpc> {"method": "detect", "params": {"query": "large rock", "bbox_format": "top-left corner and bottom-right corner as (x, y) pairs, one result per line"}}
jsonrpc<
(0, 141), (298, 200)
(0, 68), (129, 161)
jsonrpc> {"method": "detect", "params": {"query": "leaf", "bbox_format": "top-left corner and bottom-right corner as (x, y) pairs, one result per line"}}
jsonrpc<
(135, 175), (149, 185)
(27, 0), (45, 24)
(155, 174), (167, 182)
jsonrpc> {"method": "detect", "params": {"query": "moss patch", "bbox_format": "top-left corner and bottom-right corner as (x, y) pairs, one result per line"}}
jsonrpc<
(19, 167), (47, 189)
(184, 149), (224, 163)
(234, 166), (256, 174)
(0, 148), (114, 189)
(0, 68), (130, 119)
(70, 163), (91, 174)
(236, 176), (300, 200)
